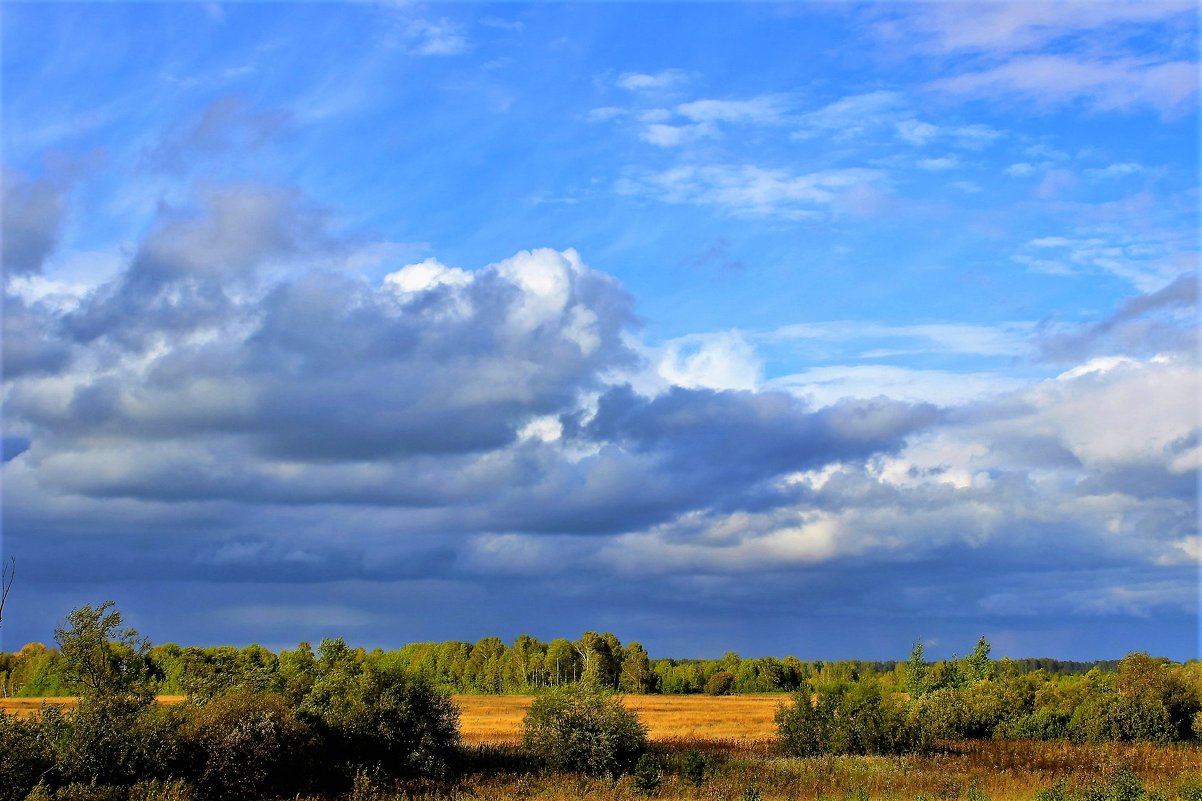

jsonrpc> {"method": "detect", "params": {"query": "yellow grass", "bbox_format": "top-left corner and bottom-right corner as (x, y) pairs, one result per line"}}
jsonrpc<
(0, 695), (186, 718)
(455, 693), (784, 745)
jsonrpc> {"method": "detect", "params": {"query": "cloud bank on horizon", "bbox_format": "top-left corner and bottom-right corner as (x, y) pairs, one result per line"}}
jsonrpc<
(1, 1), (1197, 660)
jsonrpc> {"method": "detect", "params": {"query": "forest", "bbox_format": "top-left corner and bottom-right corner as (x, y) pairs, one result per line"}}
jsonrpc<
(0, 602), (1199, 801)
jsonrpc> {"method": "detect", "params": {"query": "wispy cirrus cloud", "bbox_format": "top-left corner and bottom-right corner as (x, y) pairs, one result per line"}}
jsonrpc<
(929, 56), (1197, 117)
(617, 165), (883, 218)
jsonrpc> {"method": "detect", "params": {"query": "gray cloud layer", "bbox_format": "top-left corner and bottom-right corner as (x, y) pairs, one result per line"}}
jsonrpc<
(2, 179), (1197, 658)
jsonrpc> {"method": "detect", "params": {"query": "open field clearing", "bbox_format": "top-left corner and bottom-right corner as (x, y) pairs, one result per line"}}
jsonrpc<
(456, 693), (784, 744)
(1, 693), (783, 742)
(0, 695), (186, 718)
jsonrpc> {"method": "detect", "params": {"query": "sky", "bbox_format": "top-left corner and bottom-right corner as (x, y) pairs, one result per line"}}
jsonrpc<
(1, 1), (1198, 661)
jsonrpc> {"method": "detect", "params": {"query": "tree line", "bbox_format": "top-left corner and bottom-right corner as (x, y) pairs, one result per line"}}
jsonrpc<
(1, 602), (1200, 801)
(1, 627), (1123, 699)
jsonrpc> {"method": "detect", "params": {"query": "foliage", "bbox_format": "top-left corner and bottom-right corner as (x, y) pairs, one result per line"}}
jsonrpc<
(775, 691), (830, 757)
(300, 638), (460, 782)
(631, 753), (662, 795)
(54, 603), (154, 705)
(0, 710), (57, 801)
(521, 684), (647, 776)
(703, 670), (735, 696)
(777, 679), (917, 756)
(906, 640), (928, 698)
(179, 689), (312, 800)
(679, 748), (707, 786)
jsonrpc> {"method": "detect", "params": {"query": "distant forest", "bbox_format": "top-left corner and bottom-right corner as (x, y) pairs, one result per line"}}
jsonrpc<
(1, 627), (1125, 699)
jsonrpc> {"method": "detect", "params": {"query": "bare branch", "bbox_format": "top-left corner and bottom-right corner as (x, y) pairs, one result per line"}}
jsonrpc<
(0, 557), (13, 630)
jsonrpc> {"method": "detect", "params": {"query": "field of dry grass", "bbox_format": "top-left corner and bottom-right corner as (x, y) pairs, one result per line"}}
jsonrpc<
(456, 693), (783, 744)
(0, 695), (187, 718)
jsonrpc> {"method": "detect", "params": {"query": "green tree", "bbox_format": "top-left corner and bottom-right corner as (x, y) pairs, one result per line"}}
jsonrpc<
(55, 602), (153, 703)
(620, 643), (653, 694)
(964, 636), (994, 683)
(906, 640), (928, 698)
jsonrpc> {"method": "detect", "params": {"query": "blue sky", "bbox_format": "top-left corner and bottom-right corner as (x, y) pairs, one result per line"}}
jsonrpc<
(2, 1), (1198, 660)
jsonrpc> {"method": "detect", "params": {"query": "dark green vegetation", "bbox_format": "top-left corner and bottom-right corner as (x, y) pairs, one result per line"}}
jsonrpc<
(521, 684), (647, 776)
(1, 603), (1200, 801)
(1, 604), (459, 801)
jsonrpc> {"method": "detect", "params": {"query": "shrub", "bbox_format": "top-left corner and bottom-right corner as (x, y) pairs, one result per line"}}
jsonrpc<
(632, 753), (663, 795)
(680, 749), (708, 786)
(301, 639), (460, 782)
(53, 696), (160, 787)
(0, 712), (55, 801)
(827, 679), (916, 755)
(704, 671), (735, 696)
(180, 689), (312, 801)
(993, 709), (1071, 741)
(775, 691), (831, 757)
(777, 680), (916, 756)
(521, 684), (647, 777)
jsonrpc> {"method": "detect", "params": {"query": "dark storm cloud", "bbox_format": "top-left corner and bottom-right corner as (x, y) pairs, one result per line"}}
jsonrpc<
(1, 170), (67, 277)
(2, 292), (74, 378)
(582, 384), (940, 478)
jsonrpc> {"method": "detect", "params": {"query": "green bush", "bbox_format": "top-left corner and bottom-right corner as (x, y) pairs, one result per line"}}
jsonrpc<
(704, 671), (735, 696)
(632, 753), (662, 795)
(300, 642), (460, 781)
(53, 697), (160, 787)
(521, 684), (648, 777)
(775, 691), (831, 757)
(993, 709), (1071, 740)
(777, 680), (916, 756)
(680, 748), (708, 786)
(180, 689), (312, 800)
(0, 712), (56, 801)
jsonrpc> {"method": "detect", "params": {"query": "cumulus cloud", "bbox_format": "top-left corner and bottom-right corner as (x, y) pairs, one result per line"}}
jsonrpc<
(2, 170), (68, 277)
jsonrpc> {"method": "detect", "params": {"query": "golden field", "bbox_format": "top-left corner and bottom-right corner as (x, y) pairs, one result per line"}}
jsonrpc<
(455, 693), (783, 744)
(0, 693), (782, 742)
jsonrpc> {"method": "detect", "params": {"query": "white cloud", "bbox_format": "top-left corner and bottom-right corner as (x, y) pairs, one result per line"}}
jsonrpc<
(384, 257), (472, 293)
(1004, 162), (1035, 176)
(766, 320), (1033, 358)
(640, 122), (709, 147)
(619, 165), (883, 218)
(403, 18), (469, 56)
(1016, 231), (1196, 291)
(929, 56), (1197, 117)
(794, 90), (905, 137)
(656, 331), (761, 391)
(617, 69), (689, 91)
(899, 2), (1195, 55)
(769, 364), (1027, 407)
(676, 96), (782, 124)
(917, 156), (959, 171)
(1085, 162), (1145, 179)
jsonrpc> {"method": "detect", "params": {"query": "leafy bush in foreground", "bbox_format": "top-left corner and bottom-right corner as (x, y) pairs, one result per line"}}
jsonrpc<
(776, 679), (917, 756)
(521, 684), (647, 776)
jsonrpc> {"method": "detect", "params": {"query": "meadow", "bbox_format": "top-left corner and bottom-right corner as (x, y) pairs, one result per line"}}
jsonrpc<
(5, 694), (1199, 800)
